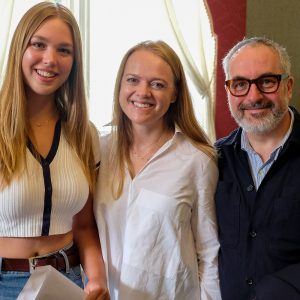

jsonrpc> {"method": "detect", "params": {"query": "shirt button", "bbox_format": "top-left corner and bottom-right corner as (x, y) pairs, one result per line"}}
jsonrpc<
(247, 185), (254, 192)
(246, 278), (254, 285)
(249, 230), (257, 238)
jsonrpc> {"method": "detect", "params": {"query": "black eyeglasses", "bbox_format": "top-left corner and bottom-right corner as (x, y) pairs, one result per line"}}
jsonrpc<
(225, 74), (289, 97)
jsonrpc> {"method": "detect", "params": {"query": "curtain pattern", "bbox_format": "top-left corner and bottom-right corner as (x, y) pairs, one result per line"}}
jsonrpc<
(60, 0), (90, 97)
(0, 0), (15, 84)
(164, 0), (217, 141)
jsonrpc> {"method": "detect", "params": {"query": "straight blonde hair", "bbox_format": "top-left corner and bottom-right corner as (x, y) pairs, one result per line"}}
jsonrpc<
(0, 2), (96, 190)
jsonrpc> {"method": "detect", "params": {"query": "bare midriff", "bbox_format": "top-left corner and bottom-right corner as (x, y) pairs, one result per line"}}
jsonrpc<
(0, 231), (73, 258)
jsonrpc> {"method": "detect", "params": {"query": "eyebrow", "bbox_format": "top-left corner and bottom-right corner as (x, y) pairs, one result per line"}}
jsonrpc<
(31, 35), (73, 48)
(230, 72), (279, 80)
(124, 73), (169, 82)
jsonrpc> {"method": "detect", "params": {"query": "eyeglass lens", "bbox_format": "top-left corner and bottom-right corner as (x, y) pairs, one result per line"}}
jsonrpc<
(226, 74), (287, 97)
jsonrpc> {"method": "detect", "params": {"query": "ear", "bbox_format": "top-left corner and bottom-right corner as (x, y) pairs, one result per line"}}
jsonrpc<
(171, 90), (177, 103)
(287, 76), (294, 100)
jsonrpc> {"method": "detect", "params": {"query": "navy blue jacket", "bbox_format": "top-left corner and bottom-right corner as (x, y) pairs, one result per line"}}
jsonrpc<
(215, 107), (300, 300)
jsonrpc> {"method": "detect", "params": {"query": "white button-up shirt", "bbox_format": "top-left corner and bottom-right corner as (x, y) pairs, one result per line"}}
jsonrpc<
(94, 130), (221, 300)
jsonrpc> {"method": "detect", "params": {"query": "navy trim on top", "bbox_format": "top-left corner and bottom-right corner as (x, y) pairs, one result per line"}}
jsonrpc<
(27, 120), (61, 236)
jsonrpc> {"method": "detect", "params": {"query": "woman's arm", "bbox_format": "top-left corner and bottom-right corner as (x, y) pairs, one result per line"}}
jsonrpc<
(73, 193), (109, 300)
(191, 157), (221, 300)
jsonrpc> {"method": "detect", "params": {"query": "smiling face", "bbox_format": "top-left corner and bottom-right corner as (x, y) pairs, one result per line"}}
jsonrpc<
(227, 44), (293, 135)
(119, 49), (176, 130)
(22, 17), (74, 100)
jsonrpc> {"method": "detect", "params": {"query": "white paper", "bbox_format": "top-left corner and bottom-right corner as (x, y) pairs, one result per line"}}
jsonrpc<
(17, 265), (87, 300)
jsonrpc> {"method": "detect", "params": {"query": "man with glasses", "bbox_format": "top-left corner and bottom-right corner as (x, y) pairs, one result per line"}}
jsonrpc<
(215, 37), (300, 300)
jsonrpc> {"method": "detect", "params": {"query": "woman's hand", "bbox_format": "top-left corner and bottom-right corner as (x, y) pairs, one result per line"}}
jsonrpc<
(84, 282), (110, 300)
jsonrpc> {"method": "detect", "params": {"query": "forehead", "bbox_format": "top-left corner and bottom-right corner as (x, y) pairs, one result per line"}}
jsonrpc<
(124, 49), (174, 80)
(33, 17), (73, 44)
(228, 45), (282, 78)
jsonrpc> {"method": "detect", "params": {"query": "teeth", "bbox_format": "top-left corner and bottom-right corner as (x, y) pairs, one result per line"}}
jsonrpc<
(36, 70), (55, 78)
(133, 101), (151, 108)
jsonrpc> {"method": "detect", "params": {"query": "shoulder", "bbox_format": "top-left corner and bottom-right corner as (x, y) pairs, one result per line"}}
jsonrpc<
(175, 134), (217, 171)
(99, 132), (111, 150)
(215, 127), (241, 150)
(97, 132), (112, 164)
(183, 139), (219, 186)
(89, 121), (100, 136)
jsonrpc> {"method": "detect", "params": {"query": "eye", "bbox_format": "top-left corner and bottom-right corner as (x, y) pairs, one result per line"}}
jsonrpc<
(125, 76), (139, 84)
(58, 48), (72, 56)
(31, 42), (45, 49)
(151, 81), (166, 89)
(231, 80), (248, 91)
(258, 77), (277, 87)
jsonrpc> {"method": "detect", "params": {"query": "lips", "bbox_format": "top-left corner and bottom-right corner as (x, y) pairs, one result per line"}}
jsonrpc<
(36, 69), (57, 78)
(240, 102), (273, 111)
(131, 100), (153, 108)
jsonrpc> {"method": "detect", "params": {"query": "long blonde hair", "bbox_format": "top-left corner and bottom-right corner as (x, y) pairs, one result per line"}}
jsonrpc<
(0, 2), (96, 190)
(110, 40), (216, 198)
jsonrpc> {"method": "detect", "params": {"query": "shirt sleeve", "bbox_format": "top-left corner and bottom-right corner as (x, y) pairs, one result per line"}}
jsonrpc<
(191, 156), (222, 300)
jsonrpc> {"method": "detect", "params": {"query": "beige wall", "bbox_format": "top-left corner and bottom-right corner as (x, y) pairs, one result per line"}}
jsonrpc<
(246, 0), (300, 111)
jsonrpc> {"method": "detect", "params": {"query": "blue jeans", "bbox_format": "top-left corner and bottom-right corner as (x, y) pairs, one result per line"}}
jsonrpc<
(0, 265), (84, 299)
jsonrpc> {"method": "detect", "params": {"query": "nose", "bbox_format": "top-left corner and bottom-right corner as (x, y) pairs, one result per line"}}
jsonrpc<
(136, 82), (151, 97)
(42, 48), (56, 66)
(247, 82), (264, 101)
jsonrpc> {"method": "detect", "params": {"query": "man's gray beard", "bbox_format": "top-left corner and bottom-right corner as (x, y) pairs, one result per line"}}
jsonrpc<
(229, 103), (288, 135)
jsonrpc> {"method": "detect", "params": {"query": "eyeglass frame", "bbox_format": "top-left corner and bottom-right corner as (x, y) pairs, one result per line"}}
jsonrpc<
(225, 73), (289, 97)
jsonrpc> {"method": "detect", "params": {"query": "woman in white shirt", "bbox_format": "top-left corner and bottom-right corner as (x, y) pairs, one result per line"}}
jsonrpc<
(94, 40), (221, 300)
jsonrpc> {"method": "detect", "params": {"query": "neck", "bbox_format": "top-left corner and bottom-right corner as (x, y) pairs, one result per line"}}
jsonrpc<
(131, 122), (171, 146)
(130, 124), (173, 162)
(28, 103), (59, 128)
(26, 87), (55, 109)
(27, 93), (57, 118)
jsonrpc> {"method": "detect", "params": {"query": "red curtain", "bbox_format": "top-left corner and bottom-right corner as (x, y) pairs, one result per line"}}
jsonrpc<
(206, 0), (247, 139)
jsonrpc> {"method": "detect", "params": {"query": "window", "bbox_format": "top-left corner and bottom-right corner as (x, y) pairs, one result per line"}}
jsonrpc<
(89, 0), (216, 139)
(0, 0), (216, 139)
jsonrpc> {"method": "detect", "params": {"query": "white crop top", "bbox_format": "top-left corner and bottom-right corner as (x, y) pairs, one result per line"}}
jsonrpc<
(0, 121), (100, 237)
